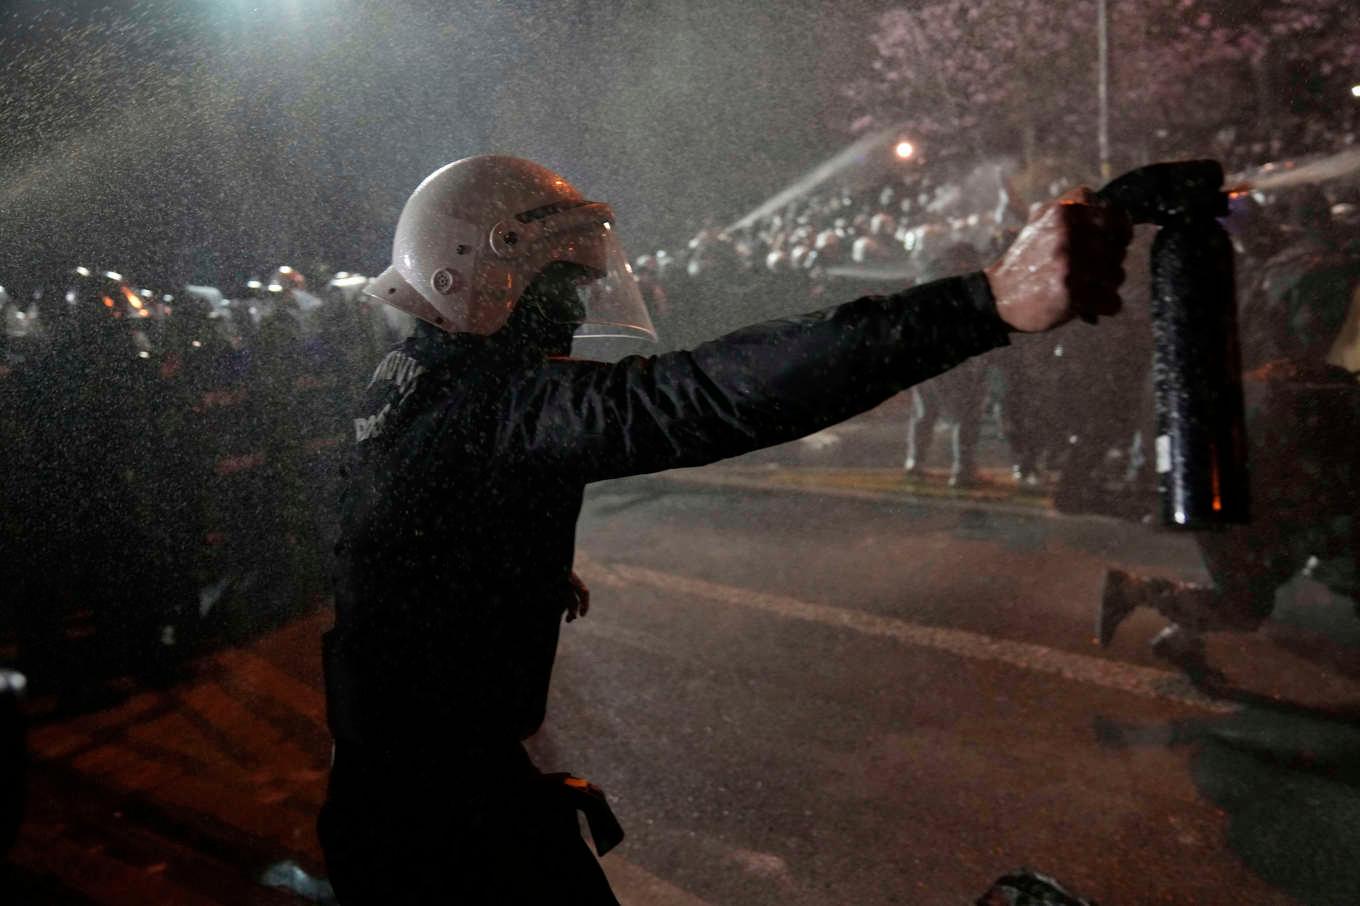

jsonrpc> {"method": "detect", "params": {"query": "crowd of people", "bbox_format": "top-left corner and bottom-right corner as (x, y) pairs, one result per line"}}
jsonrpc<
(638, 161), (1034, 347)
(646, 162), (1360, 513)
(0, 264), (414, 693)
(642, 161), (1145, 505)
(646, 160), (1360, 676)
(0, 159), (1356, 690)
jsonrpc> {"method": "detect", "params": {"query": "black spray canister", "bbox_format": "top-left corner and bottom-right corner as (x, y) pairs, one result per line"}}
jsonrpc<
(1096, 161), (1249, 527)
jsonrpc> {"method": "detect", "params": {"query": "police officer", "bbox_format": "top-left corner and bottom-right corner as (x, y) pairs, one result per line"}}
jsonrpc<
(152, 287), (238, 653)
(319, 155), (1130, 903)
(250, 267), (332, 616)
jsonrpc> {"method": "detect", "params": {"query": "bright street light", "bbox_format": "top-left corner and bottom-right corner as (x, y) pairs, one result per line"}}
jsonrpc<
(894, 140), (916, 160)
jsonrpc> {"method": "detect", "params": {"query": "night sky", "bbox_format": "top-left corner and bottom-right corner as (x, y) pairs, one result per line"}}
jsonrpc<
(0, 0), (875, 290)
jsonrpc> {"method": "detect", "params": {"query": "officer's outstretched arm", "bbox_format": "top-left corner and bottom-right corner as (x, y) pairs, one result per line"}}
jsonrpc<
(494, 189), (1128, 482)
(496, 273), (1005, 481)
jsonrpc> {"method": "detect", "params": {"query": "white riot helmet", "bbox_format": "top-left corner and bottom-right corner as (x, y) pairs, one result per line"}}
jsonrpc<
(365, 155), (655, 340)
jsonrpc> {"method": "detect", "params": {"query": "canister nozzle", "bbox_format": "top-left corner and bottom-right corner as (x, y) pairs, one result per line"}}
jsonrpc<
(1096, 160), (1228, 226)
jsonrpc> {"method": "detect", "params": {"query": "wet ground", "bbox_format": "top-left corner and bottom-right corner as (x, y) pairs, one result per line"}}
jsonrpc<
(7, 408), (1360, 905)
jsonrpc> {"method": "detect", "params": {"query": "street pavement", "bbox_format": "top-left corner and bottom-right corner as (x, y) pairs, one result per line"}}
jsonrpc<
(7, 407), (1360, 905)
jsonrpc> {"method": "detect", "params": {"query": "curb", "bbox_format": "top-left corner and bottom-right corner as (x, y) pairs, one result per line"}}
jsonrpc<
(652, 466), (1076, 521)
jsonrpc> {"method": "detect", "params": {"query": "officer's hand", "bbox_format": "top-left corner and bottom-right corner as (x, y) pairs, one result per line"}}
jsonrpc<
(565, 571), (590, 622)
(985, 187), (1132, 332)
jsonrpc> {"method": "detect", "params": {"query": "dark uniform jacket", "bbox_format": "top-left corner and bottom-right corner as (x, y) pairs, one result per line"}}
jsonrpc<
(326, 273), (1009, 762)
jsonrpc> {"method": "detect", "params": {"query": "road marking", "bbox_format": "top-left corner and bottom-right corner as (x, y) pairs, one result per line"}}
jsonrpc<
(580, 560), (1235, 715)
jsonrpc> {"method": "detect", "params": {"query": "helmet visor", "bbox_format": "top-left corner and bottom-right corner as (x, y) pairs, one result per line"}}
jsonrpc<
(573, 237), (655, 341)
(539, 205), (656, 342)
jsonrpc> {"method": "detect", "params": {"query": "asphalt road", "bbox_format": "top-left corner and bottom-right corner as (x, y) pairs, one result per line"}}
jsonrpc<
(8, 469), (1360, 905)
(539, 475), (1360, 906)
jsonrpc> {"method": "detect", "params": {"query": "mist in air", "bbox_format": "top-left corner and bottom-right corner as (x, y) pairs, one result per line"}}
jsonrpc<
(0, 0), (869, 286)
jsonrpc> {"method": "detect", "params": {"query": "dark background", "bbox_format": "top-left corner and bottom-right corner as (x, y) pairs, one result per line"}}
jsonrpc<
(0, 0), (875, 288)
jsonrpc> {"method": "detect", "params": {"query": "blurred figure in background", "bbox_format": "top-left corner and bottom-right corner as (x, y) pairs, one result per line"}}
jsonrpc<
(1051, 226), (1155, 516)
(11, 268), (169, 686)
(903, 241), (988, 487)
(0, 668), (24, 859)
(250, 266), (331, 618)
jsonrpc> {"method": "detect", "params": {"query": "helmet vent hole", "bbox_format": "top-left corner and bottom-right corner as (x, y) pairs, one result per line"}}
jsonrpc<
(432, 268), (459, 295)
(456, 244), (469, 255)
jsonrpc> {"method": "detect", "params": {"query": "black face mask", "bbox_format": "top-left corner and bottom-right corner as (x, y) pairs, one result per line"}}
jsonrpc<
(503, 262), (593, 358)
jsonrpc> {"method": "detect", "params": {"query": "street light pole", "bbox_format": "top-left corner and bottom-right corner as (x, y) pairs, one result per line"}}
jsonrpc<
(1097, 0), (1111, 179)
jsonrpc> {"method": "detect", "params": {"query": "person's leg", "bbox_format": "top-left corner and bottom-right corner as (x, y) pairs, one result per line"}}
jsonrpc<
(948, 365), (986, 488)
(1099, 523), (1290, 641)
(997, 352), (1044, 484)
(317, 793), (400, 905)
(319, 804), (620, 906)
(904, 386), (937, 474)
(1098, 519), (1302, 685)
(499, 796), (619, 905)
(319, 749), (620, 905)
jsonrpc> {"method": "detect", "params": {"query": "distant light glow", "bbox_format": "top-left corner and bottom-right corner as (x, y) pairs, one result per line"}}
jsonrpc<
(75, 266), (91, 277)
(267, 282), (284, 292)
(105, 270), (123, 281)
(1352, 84), (1360, 98)
(894, 140), (915, 160)
(137, 350), (150, 358)
(246, 280), (263, 289)
(192, 340), (203, 348)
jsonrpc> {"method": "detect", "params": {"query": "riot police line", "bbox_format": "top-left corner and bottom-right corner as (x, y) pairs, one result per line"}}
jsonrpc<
(0, 265), (412, 695)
